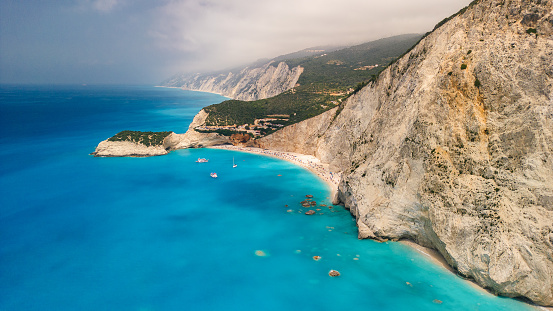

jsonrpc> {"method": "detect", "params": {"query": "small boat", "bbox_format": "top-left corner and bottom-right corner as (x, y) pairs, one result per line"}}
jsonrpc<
(233, 157), (237, 168)
(210, 172), (218, 178)
(196, 158), (209, 163)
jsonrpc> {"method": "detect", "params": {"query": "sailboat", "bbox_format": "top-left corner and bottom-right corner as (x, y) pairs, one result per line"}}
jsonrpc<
(233, 157), (238, 168)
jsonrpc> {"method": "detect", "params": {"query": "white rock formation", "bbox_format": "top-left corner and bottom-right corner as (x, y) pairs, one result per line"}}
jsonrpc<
(92, 139), (169, 157)
(258, 0), (553, 306)
(163, 61), (303, 101)
(167, 109), (230, 149)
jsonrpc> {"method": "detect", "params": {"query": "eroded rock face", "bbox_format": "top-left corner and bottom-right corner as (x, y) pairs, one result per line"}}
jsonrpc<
(92, 134), (175, 157)
(260, 0), (553, 306)
(230, 133), (251, 146)
(168, 109), (230, 149)
(163, 62), (303, 101)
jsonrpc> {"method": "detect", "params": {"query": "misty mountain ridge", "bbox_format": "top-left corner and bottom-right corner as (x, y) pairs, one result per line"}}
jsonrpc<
(161, 34), (422, 102)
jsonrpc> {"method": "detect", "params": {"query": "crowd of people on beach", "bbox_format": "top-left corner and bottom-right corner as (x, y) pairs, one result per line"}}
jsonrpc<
(211, 145), (341, 187)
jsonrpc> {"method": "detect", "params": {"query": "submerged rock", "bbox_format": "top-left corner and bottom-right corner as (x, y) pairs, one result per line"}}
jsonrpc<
(255, 250), (267, 257)
(328, 270), (340, 277)
(305, 210), (316, 215)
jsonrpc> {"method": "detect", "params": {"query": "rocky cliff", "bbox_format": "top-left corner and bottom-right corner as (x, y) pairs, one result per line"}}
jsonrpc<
(92, 133), (177, 157)
(164, 109), (231, 149)
(259, 0), (553, 306)
(162, 61), (303, 101)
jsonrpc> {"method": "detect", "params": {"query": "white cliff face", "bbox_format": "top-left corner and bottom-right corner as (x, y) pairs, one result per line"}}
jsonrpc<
(167, 109), (230, 149)
(92, 138), (171, 157)
(163, 62), (303, 101)
(259, 0), (553, 306)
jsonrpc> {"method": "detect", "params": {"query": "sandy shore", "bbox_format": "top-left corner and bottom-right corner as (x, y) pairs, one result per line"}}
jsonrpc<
(402, 240), (551, 310)
(209, 145), (341, 197)
(400, 240), (455, 273)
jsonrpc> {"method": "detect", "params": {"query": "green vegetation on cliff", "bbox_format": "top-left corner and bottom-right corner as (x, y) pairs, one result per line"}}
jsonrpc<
(202, 34), (422, 129)
(108, 130), (171, 146)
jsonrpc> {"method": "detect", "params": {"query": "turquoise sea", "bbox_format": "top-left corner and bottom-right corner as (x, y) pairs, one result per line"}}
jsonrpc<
(0, 85), (531, 310)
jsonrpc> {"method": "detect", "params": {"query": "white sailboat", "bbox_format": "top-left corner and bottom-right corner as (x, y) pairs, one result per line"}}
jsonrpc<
(233, 157), (238, 168)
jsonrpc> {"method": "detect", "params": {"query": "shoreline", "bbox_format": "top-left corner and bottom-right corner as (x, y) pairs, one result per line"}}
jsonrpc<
(398, 240), (551, 309)
(208, 144), (548, 310)
(155, 85), (231, 99)
(208, 145), (341, 198)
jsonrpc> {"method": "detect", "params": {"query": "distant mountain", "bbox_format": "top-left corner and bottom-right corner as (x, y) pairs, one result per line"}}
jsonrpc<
(161, 34), (421, 102)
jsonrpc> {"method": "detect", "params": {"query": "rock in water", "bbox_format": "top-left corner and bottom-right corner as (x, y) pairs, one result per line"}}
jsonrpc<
(328, 270), (340, 277)
(305, 210), (316, 215)
(255, 250), (267, 257)
(257, 0), (553, 306)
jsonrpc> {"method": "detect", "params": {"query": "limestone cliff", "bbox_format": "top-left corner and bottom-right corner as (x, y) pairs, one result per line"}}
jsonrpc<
(259, 0), (553, 306)
(92, 133), (177, 157)
(166, 109), (230, 149)
(163, 61), (303, 101)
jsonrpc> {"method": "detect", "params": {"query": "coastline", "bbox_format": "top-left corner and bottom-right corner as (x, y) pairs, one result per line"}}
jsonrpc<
(155, 85), (230, 99)
(208, 145), (340, 198)
(208, 144), (548, 310)
(398, 240), (551, 310)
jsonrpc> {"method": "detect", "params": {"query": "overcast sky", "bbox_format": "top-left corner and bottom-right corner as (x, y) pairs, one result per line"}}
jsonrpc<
(0, 0), (471, 85)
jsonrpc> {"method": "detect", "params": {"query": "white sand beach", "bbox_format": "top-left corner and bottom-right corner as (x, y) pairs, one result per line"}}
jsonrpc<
(209, 145), (341, 197)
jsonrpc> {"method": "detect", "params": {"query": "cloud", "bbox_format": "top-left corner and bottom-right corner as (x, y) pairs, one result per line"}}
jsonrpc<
(75, 0), (125, 13)
(93, 0), (121, 12)
(0, 0), (472, 84)
(150, 0), (471, 73)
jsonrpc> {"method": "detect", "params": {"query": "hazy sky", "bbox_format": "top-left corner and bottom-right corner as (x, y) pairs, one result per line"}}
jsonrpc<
(0, 0), (471, 84)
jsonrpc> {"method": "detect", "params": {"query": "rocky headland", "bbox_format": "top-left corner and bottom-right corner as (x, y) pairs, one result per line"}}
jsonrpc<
(91, 111), (253, 157)
(162, 61), (303, 101)
(92, 139), (170, 157)
(92, 131), (178, 157)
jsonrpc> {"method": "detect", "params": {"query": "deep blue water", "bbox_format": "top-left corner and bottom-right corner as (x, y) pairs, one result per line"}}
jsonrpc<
(0, 85), (531, 310)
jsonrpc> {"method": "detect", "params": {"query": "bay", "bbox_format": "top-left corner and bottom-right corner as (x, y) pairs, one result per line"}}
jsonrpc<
(0, 85), (531, 310)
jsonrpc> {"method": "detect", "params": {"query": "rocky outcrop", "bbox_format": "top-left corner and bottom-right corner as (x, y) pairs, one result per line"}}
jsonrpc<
(163, 61), (303, 101)
(93, 109), (235, 155)
(166, 109), (230, 149)
(230, 133), (252, 146)
(259, 0), (553, 306)
(92, 133), (177, 157)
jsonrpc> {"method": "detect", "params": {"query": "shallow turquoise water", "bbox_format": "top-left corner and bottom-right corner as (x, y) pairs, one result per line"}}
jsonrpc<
(0, 85), (531, 310)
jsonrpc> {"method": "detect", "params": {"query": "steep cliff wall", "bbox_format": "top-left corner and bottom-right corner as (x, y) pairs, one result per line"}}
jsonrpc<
(163, 62), (303, 101)
(166, 109), (230, 149)
(259, 0), (553, 306)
